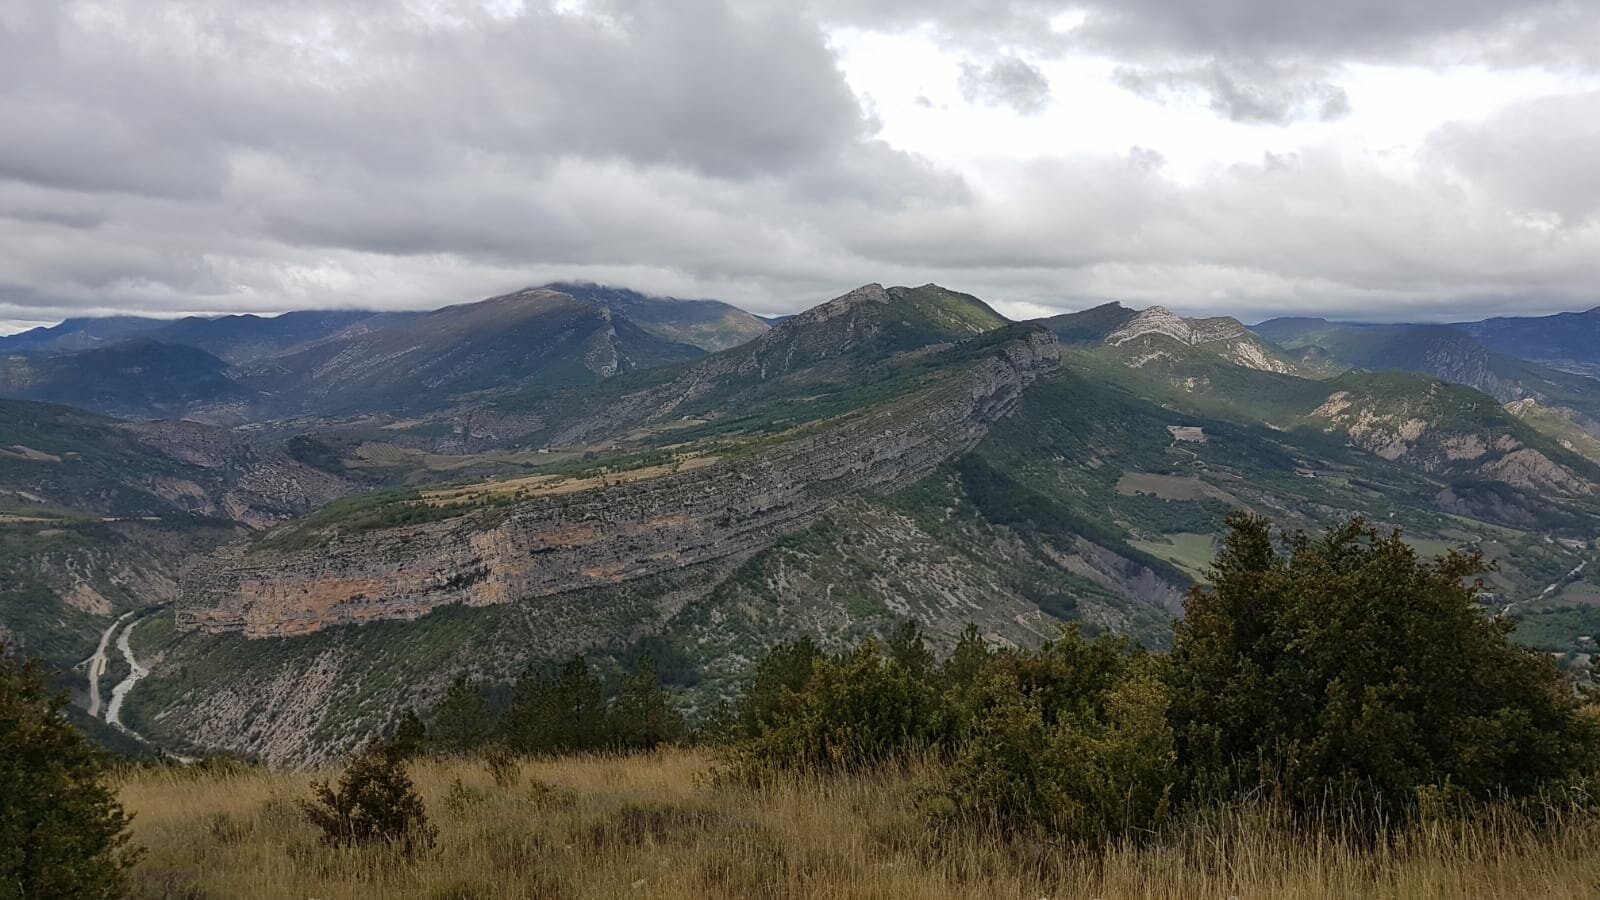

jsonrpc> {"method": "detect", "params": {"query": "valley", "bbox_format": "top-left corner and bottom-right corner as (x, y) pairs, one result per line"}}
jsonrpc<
(5, 283), (1600, 765)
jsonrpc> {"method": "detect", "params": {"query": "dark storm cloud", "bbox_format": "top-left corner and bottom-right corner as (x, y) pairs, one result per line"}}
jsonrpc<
(958, 57), (1053, 114)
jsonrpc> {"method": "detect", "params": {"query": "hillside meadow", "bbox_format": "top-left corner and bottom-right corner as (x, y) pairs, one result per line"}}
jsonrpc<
(119, 749), (1600, 900)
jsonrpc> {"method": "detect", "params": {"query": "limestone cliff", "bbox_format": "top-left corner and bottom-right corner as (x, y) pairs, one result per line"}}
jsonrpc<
(177, 328), (1059, 637)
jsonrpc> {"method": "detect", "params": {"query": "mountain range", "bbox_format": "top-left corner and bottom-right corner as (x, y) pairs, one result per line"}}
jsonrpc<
(4, 284), (1600, 765)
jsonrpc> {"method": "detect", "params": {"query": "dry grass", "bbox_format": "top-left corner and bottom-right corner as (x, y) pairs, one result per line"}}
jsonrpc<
(119, 750), (1600, 899)
(420, 455), (720, 505)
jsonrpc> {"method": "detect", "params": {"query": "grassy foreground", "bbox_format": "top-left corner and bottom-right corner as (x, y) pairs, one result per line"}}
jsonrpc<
(120, 749), (1600, 899)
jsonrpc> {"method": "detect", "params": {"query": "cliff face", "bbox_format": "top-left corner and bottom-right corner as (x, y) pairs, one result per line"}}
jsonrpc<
(1104, 307), (1298, 374)
(178, 328), (1060, 638)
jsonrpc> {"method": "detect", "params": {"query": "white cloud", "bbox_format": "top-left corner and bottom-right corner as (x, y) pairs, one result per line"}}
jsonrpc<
(2, 0), (1600, 326)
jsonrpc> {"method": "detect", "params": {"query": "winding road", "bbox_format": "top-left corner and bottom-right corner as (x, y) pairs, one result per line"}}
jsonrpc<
(83, 610), (137, 719)
(105, 617), (148, 738)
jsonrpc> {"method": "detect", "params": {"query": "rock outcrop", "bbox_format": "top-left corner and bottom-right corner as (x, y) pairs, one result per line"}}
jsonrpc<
(1105, 307), (1298, 374)
(178, 328), (1060, 637)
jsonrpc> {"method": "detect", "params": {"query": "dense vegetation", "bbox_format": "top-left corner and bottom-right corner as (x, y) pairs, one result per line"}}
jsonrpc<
(721, 513), (1598, 842)
(419, 654), (686, 756)
(1, 645), (137, 899)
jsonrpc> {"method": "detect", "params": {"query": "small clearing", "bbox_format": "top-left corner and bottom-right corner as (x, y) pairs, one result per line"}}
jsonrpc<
(422, 454), (721, 505)
(1116, 472), (1235, 503)
(1130, 532), (1217, 580)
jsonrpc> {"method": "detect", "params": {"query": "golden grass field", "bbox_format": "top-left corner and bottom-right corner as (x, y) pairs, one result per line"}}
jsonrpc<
(118, 749), (1600, 899)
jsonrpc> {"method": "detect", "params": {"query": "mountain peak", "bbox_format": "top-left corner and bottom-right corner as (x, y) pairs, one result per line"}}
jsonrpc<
(1107, 307), (1247, 347)
(786, 283), (891, 326)
(523, 282), (770, 352)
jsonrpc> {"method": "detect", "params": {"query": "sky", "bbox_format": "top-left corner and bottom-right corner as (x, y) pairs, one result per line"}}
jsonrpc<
(2, 0), (1599, 332)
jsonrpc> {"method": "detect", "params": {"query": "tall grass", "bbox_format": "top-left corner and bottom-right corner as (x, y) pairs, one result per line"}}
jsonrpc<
(119, 750), (1600, 899)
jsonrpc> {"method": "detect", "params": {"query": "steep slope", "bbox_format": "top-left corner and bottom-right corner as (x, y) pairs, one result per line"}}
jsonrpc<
(1039, 303), (1301, 375)
(1458, 307), (1600, 376)
(546, 282), (769, 351)
(1304, 373), (1600, 498)
(179, 324), (1059, 638)
(0, 398), (355, 665)
(1103, 307), (1300, 374)
(0, 340), (258, 420)
(1252, 318), (1600, 435)
(234, 287), (706, 415)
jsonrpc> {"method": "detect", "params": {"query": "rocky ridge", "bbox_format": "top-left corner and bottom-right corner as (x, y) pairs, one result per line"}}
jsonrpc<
(177, 327), (1060, 637)
(1105, 307), (1297, 374)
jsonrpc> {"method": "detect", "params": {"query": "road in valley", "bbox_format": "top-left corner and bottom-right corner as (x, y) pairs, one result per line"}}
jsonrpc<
(83, 610), (137, 719)
(105, 617), (148, 738)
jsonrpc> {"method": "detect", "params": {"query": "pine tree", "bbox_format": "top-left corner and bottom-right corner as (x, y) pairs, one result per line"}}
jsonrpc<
(548, 656), (607, 752)
(1, 646), (137, 899)
(430, 674), (491, 753)
(609, 655), (685, 750)
(387, 707), (427, 757)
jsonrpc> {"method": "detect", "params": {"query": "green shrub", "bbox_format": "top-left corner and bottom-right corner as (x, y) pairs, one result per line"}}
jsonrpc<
(1168, 511), (1600, 818)
(936, 629), (1176, 845)
(299, 741), (437, 856)
(725, 636), (946, 775)
(0, 646), (138, 899)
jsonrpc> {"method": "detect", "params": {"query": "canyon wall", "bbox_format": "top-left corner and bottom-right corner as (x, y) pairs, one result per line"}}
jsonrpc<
(177, 329), (1059, 637)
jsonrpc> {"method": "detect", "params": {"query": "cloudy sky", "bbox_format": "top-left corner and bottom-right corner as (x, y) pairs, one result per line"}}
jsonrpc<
(3, 0), (1599, 331)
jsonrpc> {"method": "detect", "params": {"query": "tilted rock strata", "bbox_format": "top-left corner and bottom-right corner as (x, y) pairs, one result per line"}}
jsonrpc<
(178, 329), (1060, 637)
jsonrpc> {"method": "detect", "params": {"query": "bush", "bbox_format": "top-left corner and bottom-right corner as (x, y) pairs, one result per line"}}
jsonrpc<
(299, 741), (437, 856)
(0, 646), (138, 899)
(725, 634), (948, 775)
(1168, 512), (1600, 818)
(937, 629), (1176, 845)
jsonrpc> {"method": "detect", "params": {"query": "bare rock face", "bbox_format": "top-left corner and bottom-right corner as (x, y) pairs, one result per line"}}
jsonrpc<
(178, 329), (1060, 638)
(1106, 307), (1296, 374)
(1107, 307), (1246, 347)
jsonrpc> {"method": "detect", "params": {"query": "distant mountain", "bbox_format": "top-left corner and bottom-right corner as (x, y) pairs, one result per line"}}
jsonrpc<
(1303, 372), (1599, 499)
(156, 294), (1600, 763)
(544, 283), (769, 352)
(1456, 307), (1600, 377)
(1251, 318), (1600, 436)
(0, 340), (257, 420)
(1039, 303), (1300, 375)
(142, 310), (390, 364)
(482, 282), (1019, 448)
(234, 286), (707, 415)
(0, 316), (169, 354)
(14, 282), (1600, 764)
(1033, 301), (1138, 345)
